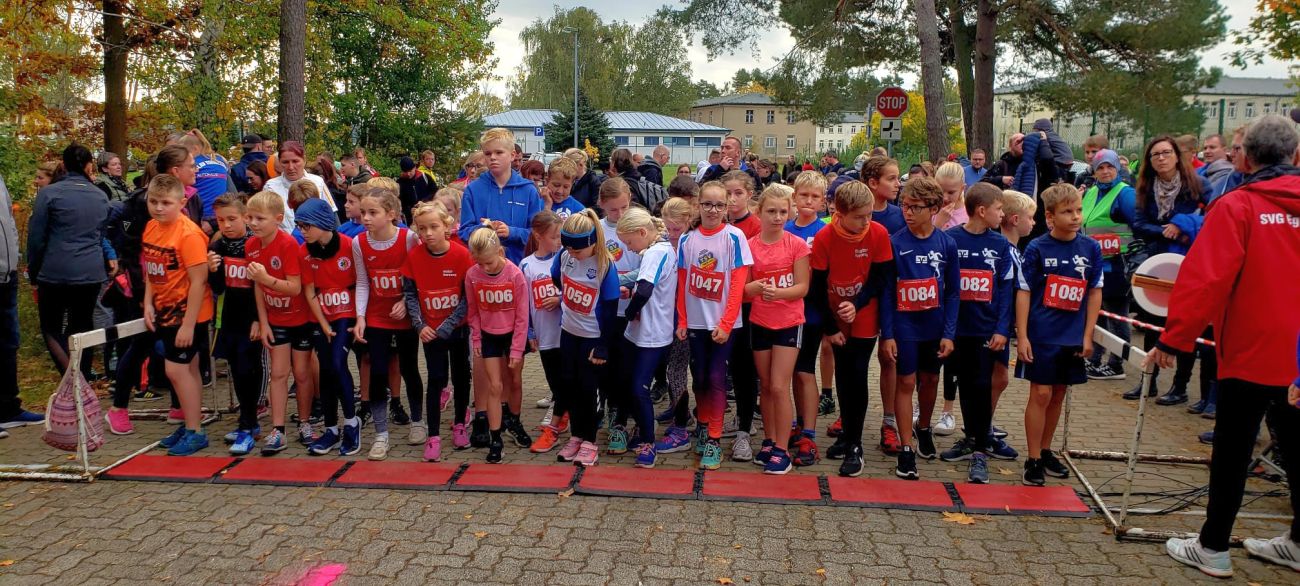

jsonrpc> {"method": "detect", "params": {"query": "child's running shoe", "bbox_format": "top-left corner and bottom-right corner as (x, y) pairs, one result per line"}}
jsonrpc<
(408, 423), (427, 446)
(967, 453), (989, 484)
(540, 404), (554, 427)
(105, 409), (134, 435)
(818, 393), (836, 416)
(470, 413), (489, 448)
(984, 436), (1019, 460)
(939, 438), (976, 462)
(166, 408), (185, 424)
(1022, 458), (1045, 486)
(531, 425), (560, 453)
(225, 426), (260, 443)
(655, 426), (691, 454)
(557, 437), (583, 462)
(440, 386), (452, 412)
(1039, 450), (1070, 478)
(730, 431), (753, 462)
(506, 417), (533, 448)
(792, 436), (819, 467)
(699, 438), (723, 470)
(633, 443), (657, 468)
(915, 427), (937, 459)
(369, 435), (390, 460)
(575, 441), (599, 467)
(764, 447), (793, 475)
(1165, 537), (1233, 578)
(694, 425), (708, 456)
(552, 413), (570, 434)
(879, 424), (903, 455)
(423, 436), (442, 462)
(1242, 531), (1300, 572)
(390, 401), (410, 426)
(298, 422), (315, 446)
(452, 423), (470, 449)
(309, 428), (340, 455)
(229, 430), (256, 455)
(826, 417), (843, 437)
(895, 446), (919, 480)
(607, 425), (629, 455)
(260, 429), (287, 455)
(486, 434), (504, 463)
(826, 436), (848, 460)
(721, 416), (739, 438)
(838, 443), (864, 477)
(167, 429), (208, 456)
(992, 424), (1008, 439)
(536, 395), (553, 408)
(934, 411), (956, 436)
(159, 424), (187, 449)
(340, 424), (361, 456)
(753, 439), (775, 466)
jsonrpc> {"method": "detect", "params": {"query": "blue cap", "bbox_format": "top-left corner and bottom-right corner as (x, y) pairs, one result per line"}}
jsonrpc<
(1091, 149), (1121, 173)
(295, 198), (338, 231)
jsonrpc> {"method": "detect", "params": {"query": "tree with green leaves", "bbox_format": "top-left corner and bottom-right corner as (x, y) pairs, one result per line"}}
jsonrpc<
(543, 89), (614, 161)
(1231, 0), (1300, 76)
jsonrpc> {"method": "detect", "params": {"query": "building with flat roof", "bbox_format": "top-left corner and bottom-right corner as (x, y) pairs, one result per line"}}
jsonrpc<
(483, 109), (730, 165)
(815, 113), (867, 157)
(688, 93), (817, 158)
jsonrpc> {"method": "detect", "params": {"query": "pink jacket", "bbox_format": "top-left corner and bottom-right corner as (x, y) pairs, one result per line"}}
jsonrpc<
(465, 261), (529, 359)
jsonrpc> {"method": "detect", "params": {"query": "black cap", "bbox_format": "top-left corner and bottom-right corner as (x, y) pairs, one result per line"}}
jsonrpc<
(399, 156), (416, 172)
(241, 133), (263, 146)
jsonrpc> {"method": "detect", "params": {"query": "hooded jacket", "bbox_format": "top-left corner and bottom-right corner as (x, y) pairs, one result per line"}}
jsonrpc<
(1157, 166), (1300, 387)
(570, 170), (604, 210)
(26, 172), (111, 285)
(637, 158), (664, 187)
(458, 170), (545, 265)
(1200, 158), (1235, 188)
(230, 150), (269, 194)
(982, 150), (1023, 188)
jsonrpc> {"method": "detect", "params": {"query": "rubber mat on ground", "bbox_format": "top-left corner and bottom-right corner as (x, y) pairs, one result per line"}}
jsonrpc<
(214, 458), (344, 487)
(575, 466), (696, 499)
(825, 477), (955, 510)
(699, 470), (823, 503)
(451, 463), (576, 493)
(102, 454), (234, 483)
(953, 483), (1091, 517)
(331, 461), (459, 490)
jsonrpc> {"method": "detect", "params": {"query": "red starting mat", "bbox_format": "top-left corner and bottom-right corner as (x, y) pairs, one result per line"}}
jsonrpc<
(451, 463), (577, 493)
(332, 461), (460, 490)
(700, 470), (823, 504)
(953, 483), (1091, 517)
(215, 458), (345, 487)
(576, 467), (697, 499)
(825, 477), (955, 511)
(102, 455), (235, 483)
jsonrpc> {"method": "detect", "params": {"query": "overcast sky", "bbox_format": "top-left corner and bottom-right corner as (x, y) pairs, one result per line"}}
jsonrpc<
(483, 0), (1293, 100)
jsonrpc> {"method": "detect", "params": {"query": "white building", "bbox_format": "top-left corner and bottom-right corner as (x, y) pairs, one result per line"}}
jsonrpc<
(814, 113), (867, 156)
(482, 109), (731, 165)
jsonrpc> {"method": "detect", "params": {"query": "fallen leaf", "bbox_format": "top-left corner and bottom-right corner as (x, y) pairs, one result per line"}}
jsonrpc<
(743, 578), (751, 583)
(463, 514), (472, 520)
(732, 544), (742, 549)
(473, 531), (488, 539)
(1247, 582), (1262, 586)
(717, 579), (734, 585)
(66, 455), (75, 460)
(815, 568), (826, 576)
(996, 467), (1015, 476)
(0, 560), (13, 566)
(941, 511), (977, 525)
(558, 488), (575, 498)
(1004, 505), (1011, 513)
(2, 503), (13, 508)
(448, 499), (459, 504)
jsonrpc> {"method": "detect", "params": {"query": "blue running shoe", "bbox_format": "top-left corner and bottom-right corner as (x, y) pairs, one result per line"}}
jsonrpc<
(700, 438), (723, 470)
(340, 424), (361, 456)
(984, 435), (1019, 460)
(261, 429), (287, 455)
(607, 425), (628, 455)
(763, 447), (793, 475)
(167, 429), (209, 456)
(225, 426), (260, 444)
(654, 426), (691, 454)
(229, 430), (255, 455)
(0, 409), (44, 428)
(753, 439), (774, 466)
(968, 453), (990, 484)
(309, 428), (340, 455)
(159, 424), (186, 449)
(634, 443), (657, 468)
(693, 425), (708, 456)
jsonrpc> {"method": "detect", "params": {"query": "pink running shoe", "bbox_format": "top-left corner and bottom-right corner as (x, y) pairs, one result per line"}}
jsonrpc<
(105, 408), (134, 435)
(423, 436), (442, 462)
(166, 408), (184, 424)
(439, 386), (451, 412)
(575, 441), (599, 467)
(557, 437), (583, 462)
(452, 423), (470, 449)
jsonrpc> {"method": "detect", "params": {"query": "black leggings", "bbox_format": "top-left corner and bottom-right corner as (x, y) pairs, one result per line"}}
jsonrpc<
(317, 319), (356, 428)
(602, 317), (628, 426)
(539, 347), (564, 417)
(831, 337), (877, 445)
(422, 330), (471, 435)
(36, 281), (100, 376)
(214, 327), (265, 430)
(730, 323), (759, 432)
(365, 327), (421, 433)
(943, 364), (958, 402)
(952, 337), (996, 450)
(1198, 379), (1300, 551)
(560, 331), (603, 442)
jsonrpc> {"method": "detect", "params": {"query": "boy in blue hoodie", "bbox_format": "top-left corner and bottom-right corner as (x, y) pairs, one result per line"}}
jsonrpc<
(458, 128), (545, 265)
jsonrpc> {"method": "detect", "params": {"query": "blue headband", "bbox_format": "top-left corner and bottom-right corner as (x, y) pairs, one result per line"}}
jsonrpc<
(561, 227), (598, 249)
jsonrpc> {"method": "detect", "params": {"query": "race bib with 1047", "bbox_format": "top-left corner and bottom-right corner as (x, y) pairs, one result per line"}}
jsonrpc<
(688, 267), (724, 302)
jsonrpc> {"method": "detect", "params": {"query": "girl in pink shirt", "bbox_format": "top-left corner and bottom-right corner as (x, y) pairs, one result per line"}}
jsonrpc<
(464, 227), (529, 463)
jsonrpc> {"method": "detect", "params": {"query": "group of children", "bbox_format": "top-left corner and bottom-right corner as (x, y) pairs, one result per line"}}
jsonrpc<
(132, 128), (1103, 487)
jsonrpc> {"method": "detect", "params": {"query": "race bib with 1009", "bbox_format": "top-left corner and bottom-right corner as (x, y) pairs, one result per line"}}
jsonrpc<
(317, 287), (353, 319)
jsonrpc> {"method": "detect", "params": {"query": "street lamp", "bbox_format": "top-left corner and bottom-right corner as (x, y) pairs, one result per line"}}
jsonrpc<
(562, 27), (579, 149)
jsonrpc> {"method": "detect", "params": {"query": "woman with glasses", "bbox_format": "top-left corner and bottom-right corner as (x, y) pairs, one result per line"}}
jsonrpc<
(452, 152), (487, 189)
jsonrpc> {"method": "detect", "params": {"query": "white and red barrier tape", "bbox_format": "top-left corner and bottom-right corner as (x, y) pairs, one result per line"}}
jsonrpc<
(1099, 310), (1216, 347)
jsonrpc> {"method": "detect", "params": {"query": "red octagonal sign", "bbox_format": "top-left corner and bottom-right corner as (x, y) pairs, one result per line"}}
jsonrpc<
(875, 87), (909, 118)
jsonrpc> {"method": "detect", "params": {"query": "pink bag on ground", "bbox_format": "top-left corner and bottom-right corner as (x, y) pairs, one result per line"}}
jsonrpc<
(42, 370), (105, 452)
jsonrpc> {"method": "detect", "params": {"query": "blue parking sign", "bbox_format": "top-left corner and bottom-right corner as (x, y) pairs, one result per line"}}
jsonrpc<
(533, 126), (544, 137)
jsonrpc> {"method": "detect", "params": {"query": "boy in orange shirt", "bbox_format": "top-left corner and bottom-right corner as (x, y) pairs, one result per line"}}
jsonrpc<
(142, 174), (215, 456)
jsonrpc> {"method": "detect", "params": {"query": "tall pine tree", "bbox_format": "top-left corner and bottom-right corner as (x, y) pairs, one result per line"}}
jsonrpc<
(544, 90), (614, 165)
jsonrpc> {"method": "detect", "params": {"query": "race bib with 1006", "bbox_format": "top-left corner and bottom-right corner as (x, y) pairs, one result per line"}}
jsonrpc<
(475, 282), (515, 312)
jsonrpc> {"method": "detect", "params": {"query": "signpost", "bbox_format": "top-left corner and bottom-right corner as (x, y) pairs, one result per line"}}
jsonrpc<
(875, 87), (909, 156)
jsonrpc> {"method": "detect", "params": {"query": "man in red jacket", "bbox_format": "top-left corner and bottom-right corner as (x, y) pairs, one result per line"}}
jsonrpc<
(1150, 114), (1300, 577)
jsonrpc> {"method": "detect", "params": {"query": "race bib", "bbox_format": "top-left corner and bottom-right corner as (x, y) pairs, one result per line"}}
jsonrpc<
(143, 251), (169, 286)
(687, 267), (725, 302)
(828, 276), (864, 307)
(263, 290), (293, 310)
(532, 278), (559, 310)
(561, 276), (597, 314)
(1094, 233), (1122, 257)
(958, 269), (993, 303)
(317, 287), (353, 319)
(896, 277), (939, 312)
(476, 281), (515, 312)
(369, 268), (402, 298)
(1044, 274), (1086, 311)
(420, 287), (459, 324)
(754, 265), (795, 289)
(223, 257), (252, 289)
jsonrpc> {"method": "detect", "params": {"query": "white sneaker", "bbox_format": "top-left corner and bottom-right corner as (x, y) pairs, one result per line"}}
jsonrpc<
(722, 416), (739, 438)
(0, 429), (8, 439)
(536, 395), (553, 408)
(368, 435), (390, 461)
(934, 411), (956, 436)
(540, 404), (554, 427)
(408, 423), (427, 445)
(1243, 531), (1300, 571)
(297, 422), (314, 445)
(731, 431), (753, 461)
(1166, 537), (1233, 578)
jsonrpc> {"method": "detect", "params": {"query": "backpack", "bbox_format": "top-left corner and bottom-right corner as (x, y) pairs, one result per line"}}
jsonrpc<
(631, 176), (668, 213)
(42, 369), (105, 452)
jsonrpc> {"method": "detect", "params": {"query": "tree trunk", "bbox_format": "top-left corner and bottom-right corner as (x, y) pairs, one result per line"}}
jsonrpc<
(947, 0), (975, 153)
(277, 0), (306, 143)
(102, 0), (128, 157)
(914, 0), (950, 162)
(972, 0), (997, 155)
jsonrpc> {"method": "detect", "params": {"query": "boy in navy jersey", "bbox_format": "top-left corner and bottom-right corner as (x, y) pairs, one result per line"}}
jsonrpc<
(879, 177), (960, 480)
(939, 183), (1016, 483)
(1015, 184), (1103, 486)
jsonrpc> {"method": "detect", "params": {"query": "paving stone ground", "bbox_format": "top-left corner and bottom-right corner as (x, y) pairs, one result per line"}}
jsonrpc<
(0, 332), (1294, 584)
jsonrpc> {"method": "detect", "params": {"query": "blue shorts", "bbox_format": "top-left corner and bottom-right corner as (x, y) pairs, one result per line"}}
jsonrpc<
(897, 339), (944, 376)
(1015, 343), (1086, 386)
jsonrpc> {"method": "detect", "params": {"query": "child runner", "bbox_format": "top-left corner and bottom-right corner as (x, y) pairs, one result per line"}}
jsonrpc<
(433, 188), (463, 245)
(719, 170), (761, 461)
(745, 183), (809, 474)
(543, 158), (585, 220)
(552, 209), (622, 467)
(1016, 184), (1103, 486)
(652, 198), (698, 454)
(938, 183), (1015, 483)
(353, 187), (422, 460)
(363, 176), (411, 427)
(463, 227), (529, 463)
(992, 191), (1036, 448)
(597, 178), (642, 455)
(863, 156), (907, 455)
(677, 181), (753, 469)
(296, 198), (362, 456)
(783, 171), (828, 466)
(339, 183), (367, 237)
(521, 211), (568, 453)
(143, 175), (214, 455)
(401, 201), (474, 461)
(880, 177), (960, 480)
(932, 161), (969, 436)
(809, 180), (893, 477)
(616, 207), (678, 468)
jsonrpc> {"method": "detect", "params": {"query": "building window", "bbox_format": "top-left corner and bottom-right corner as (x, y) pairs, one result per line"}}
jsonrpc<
(818, 140), (825, 151)
(836, 126), (843, 134)
(1206, 102), (1218, 118)
(1283, 103), (1292, 112)
(745, 109), (754, 124)
(1264, 102), (1273, 115)
(764, 136), (776, 148)
(1228, 102), (1237, 118)
(614, 136), (629, 146)
(1001, 101), (1010, 116)
(1246, 102), (1256, 118)
(786, 135), (795, 149)
(664, 136), (691, 146)
(787, 111), (795, 124)
(744, 135), (753, 148)
(850, 126), (857, 134)
(837, 140), (844, 151)
(766, 110), (775, 124)
(693, 137), (723, 147)
(643, 136), (659, 146)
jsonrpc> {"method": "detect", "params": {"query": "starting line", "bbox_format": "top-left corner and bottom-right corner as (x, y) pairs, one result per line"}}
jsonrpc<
(103, 454), (1092, 517)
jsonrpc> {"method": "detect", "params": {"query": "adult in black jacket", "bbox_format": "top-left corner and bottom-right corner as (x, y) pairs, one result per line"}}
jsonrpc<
(610, 149), (667, 211)
(230, 134), (269, 194)
(701, 136), (762, 188)
(638, 145), (669, 187)
(562, 148), (603, 210)
(981, 132), (1025, 189)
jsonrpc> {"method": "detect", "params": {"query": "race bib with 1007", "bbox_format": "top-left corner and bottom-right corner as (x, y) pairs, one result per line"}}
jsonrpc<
(475, 281), (515, 312)
(532, 278), (559, 310)
(561, 276), (597, 314)
(317, 287), (353, 319)
(688, 267), (724, 302)
(896, 277), (939, 312)
(1043, 274), (1086, 311)
(419, 288), (458, 323)
(958, 269), (993, 303)
(224, 257), (252, 289)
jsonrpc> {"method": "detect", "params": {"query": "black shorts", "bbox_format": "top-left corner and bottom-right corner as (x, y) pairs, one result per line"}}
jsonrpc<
(750, 323), (802, 352)
(480, 331), (514, 359)
(896, 339), (944, 376)
(1015, 343), (1086, 386)
(269, 323), (320, 351)
(157, 322), (210, 364)
(794, 321), (823, 374)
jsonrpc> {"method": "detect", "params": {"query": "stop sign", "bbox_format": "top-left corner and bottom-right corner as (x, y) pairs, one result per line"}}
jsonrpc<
(875, 87), (909, 118)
